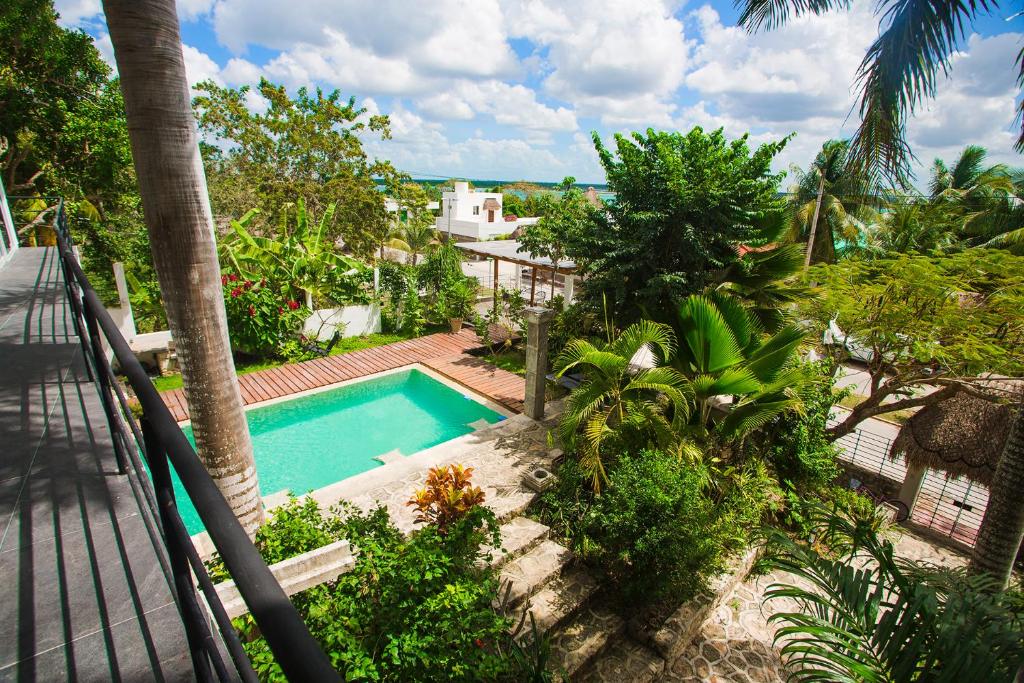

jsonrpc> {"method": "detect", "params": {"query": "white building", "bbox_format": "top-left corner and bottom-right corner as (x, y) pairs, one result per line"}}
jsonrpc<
(435, 181), (539, 241)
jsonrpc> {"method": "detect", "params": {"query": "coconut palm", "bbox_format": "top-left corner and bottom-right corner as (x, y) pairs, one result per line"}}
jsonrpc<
(736, 0), (1024, 185)
(929, 145), (1013, 202)
(555, 320), (694, 491)
(102, 0), (263, 532)
(852, 198), (960, 255)
(789, 140), (877, 267)
(764, 505), (1024, 680)
(669, 294), (808, 441)
(386, 219), (439, 265)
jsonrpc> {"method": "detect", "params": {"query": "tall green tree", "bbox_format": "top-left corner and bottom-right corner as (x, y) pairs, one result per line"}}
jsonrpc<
(802, 250), (1024, 439)
(736, 0), (1024, 184)
(570, 127), (789, 318)
(518, 176), (591, 298)
(193, 79), (398, 259)
(789, 139), (877, 266)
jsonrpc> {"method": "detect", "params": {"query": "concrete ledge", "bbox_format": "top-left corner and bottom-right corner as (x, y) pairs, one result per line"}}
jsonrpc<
(215, 539), (355, 619)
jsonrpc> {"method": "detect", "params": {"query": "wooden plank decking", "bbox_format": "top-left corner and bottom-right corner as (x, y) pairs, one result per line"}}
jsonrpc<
(160, 328), (526, 421)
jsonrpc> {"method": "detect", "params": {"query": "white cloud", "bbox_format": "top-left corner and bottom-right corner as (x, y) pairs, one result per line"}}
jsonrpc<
(221, 58), (262, 86)
(416, 80), (577, 131)
(53, 0), (101, 26)
(907, 32), (1022, 170)
(503, 0), (690, 124)
(182, 44), (224, 87)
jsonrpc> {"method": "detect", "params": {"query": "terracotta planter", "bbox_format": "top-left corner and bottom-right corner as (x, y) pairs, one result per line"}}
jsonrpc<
(448, 318), (463, 333)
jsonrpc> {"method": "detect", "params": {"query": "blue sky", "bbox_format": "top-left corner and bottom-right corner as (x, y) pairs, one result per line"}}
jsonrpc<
(58, 0), (1022, 187)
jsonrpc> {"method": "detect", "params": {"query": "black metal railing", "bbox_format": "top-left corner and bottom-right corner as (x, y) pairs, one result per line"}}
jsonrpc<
(51, 201), (340, 682)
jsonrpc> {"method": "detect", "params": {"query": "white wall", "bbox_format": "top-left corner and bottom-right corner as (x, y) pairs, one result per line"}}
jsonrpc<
(0, 177), (19, 267)
(303, 304), (382, 340)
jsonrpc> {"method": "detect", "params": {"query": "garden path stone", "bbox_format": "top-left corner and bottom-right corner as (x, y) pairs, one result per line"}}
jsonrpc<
(498, 539), (572, 608)
(549, 603), (625, 680)
(514, 567), (598, 636)
(482, 516), (549, 569)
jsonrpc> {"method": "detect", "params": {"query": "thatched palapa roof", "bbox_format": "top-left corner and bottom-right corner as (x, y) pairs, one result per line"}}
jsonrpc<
(889, 389), (1018, 487)
(481, 198), (501, 211)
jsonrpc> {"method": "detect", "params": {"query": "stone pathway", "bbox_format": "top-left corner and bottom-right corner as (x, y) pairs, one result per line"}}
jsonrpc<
(662, 529), (969, 682)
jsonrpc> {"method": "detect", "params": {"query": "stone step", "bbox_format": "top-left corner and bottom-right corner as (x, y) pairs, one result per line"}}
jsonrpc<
(498, 540), (573, 608)
(485, 486), (539, 523)
(513, 568), (599, 638)
(483, 517), (551, 569)
(575, 638), (666, 683)
(549, 604), (625, 681)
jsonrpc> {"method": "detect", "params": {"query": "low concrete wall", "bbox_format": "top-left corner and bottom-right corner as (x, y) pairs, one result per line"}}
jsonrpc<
(214, 539), (356, 619)
(304, 304), (381, 340)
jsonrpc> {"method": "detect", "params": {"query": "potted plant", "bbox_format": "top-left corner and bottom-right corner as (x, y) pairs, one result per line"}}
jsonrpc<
(438, 279), (477, 333)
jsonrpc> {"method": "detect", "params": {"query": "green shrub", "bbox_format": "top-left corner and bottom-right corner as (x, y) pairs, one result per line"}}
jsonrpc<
(214, 497), (522, 682)
(759, 360), (845, 494)
(540, 451), (774, 604)
(221, 271), (307, 357)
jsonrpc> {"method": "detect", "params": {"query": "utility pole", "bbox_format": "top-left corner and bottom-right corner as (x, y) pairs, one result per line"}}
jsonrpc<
(804, 170), (826, 272)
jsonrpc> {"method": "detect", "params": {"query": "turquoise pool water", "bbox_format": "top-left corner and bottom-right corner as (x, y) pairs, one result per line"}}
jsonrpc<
(176, 368), (505, 534)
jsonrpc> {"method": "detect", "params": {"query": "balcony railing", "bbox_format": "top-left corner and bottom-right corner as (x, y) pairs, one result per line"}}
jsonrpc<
(51, 201), (340, 682)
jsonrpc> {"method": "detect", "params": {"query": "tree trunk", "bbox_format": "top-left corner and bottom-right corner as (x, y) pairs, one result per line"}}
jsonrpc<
(970, 402), (1024, 588)
(804, 171), (826, 271)
(103, 0), (264, 534)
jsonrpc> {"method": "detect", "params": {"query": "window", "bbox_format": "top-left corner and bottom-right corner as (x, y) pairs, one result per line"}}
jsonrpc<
(473, 206), (480, 216)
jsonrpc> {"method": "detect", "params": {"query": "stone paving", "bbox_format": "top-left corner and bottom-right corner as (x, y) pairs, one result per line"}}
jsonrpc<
(662, 529), (969, 682)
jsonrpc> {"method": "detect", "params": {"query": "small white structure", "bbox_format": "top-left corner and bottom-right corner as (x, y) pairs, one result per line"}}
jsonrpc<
(0, 178), (20, 268)
(436, 181), (539, 241)
(384, 197), (439, 216)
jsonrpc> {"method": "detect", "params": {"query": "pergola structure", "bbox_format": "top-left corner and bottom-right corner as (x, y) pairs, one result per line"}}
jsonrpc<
(454, 239), (578, 306)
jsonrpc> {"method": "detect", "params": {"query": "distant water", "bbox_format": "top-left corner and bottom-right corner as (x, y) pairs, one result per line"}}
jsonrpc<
(175, 368), (504, 534)
(375, 177), (614, 201)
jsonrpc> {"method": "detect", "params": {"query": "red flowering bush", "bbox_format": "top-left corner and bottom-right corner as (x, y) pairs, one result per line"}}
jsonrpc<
(221, 270), (307, 357)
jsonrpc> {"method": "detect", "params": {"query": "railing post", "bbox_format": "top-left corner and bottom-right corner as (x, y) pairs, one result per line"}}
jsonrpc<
(142, 417), (216, 682)
(82, 295), (129, 474)
(55, 221), (95, 381)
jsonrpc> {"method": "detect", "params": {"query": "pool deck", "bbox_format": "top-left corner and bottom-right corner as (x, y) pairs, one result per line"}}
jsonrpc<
(160, 329), (526, 422)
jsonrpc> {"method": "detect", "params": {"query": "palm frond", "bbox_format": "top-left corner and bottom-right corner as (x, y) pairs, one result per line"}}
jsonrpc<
(736, 0), (851, 32)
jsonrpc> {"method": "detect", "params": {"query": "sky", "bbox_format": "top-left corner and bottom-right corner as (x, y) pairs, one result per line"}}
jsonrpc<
(57, 0), (1023, 187)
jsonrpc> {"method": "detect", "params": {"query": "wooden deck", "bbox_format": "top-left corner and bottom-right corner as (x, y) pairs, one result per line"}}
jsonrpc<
(160, 328), (526, 421)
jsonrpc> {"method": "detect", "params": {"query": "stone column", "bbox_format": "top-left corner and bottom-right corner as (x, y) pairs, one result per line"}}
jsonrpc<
(897, 461), (928, 513)
(523, 306), (554, 420)
(563, 274), (576, 302)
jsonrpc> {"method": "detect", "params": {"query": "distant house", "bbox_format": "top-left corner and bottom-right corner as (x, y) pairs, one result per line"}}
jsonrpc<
(384, 197), (439, 222)
(435, 181), (539, 241)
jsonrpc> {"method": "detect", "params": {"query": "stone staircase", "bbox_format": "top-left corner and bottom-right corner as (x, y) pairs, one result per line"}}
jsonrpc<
(486, 517), (761, 681)
(487, 516), (664, 681)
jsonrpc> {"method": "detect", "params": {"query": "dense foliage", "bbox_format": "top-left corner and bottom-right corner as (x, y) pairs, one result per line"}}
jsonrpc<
(211, 496), (537, 682)
(539, 451), (776, 604)
(194, 79), (398, 258)
(763, 506), (1024, 681)
(220, 272), (308, 358)
(802, 249), (1024, 437)
(567, 127), (789, 317)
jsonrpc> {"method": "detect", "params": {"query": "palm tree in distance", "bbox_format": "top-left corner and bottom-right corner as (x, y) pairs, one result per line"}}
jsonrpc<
(790, 139), (876, 267)
(102, 0), (264, 533)
(736, 0), (1024, 185)
(387, 220), (439, 265)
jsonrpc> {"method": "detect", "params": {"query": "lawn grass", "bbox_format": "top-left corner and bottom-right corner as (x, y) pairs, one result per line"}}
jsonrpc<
(483, 348), (527, 376)
(837, 392), (916, 425)
(150, 326), (448, 392)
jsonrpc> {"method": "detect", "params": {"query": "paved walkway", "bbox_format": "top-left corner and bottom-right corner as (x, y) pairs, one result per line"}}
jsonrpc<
(0, 248), (191, 681)
(664, 530), (968, 681)
(160, 328), (525, 421)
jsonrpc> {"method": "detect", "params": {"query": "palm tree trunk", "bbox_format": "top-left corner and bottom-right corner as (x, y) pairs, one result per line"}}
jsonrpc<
(804, 172), (826, 271)
(103, 0), (264, 534)
(969, 402), (1024, 588)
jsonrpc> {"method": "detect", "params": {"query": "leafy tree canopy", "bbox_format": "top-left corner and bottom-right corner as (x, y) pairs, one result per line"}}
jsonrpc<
(194, 79), (400, 259)
(517, 176), (591, 273)
(801, 250), (1024, 438)
(570, 127), (790, 318)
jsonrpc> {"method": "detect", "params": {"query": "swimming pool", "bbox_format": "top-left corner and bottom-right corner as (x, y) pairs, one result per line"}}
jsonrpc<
(175, 366), (506, 534)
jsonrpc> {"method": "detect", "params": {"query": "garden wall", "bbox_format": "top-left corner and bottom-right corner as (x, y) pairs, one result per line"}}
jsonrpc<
(303, 304), (382, 340)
